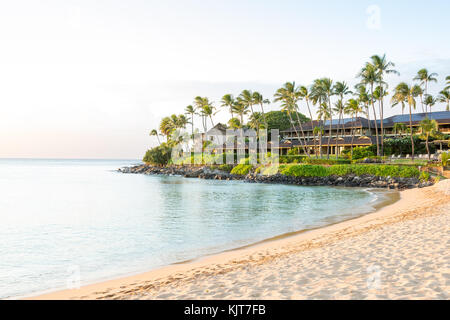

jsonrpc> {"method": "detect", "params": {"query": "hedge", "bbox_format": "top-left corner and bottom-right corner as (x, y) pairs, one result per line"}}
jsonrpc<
(302, 158), (351, 165)
(230, 164), (253, 175)
(279, 155), (306, 163)
(280, 164), (420, 178)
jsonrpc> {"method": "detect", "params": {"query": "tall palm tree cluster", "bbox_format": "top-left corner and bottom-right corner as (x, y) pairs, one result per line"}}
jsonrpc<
(151, 90), (271, 143)
(149, 54), (450, 160)
(391, 69), (449, 160)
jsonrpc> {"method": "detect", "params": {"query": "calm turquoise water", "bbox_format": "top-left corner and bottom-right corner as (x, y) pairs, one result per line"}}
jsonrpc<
(0, 159), (388, 298)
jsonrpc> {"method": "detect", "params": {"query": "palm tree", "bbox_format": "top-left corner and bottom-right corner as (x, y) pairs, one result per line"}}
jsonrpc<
(274, 82), (310, 156)
(356, 85), (371, 129)
(316, 102), (330, 158)
(345, 98), (362, 159)
(371, 54), (399, 155)
(159, 116), (175, 142)
(419, 118), (438, 159)
(413, 85), (425, 113)
(358, 63), (380, 156)
(220, 94), (235, 119)
(185, 105), (196, 137)
(393, 123), (407, 137)
(414, 68), (438, 101)
(445, 76), (450, 90)
(373, 84), (389, 154)
(150, 129), (161, 145)
(194, 96), (207, 132)
(313, 126), (324, 158)
(200, 99), (216, 129)
(299, 85), (317, 155)
(228, 117), (241, 129)
(238, 90), (255, 121)
(310, 80), (327, 157)
(232, 100), (249, 126)
(332, 99), (344, 158)
(438, 90), (450, 111)
(176, 114), (189, 129)
(313, 78), (334, 159)
(333, 81), (351, 158)
(248, 112), (263, 130)
(252, 91), (269, 129)
(423, 94), (436, 116)
(392, 83), (417, 160)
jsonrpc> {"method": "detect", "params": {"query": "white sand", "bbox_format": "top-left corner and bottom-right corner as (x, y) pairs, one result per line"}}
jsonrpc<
(33, 180), (450, 300)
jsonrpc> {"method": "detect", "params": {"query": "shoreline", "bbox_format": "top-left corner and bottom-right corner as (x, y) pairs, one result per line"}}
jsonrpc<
(30, 180), (449, 300)
(119, 164), (434, 190)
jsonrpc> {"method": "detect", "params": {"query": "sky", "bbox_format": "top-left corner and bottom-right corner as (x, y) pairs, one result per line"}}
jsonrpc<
(0, 0), (449, 159)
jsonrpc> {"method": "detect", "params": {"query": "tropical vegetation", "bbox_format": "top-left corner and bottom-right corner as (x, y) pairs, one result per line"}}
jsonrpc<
(145, 53), (449, 164)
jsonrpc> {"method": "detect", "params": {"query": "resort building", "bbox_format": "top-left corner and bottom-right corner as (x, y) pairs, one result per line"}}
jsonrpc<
(200, 111), (450, 155)
(279, 111), (450, 155)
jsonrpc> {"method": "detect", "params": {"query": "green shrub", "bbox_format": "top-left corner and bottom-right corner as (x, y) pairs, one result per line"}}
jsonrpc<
(278, 164), (420, 178)
(218, 164), (233, 173)
(351, 146), (375, 160)
(383, 136), (437, 156)
(279, 155), (306, 163)
(419, 171), (430, 182)
(287, 148), (300, 155)
(302, 158), (351, 165)
(442, 152), (449, 167)
(349, 165), (420, 177)
(280, 164), (328, 177)
(257, 164), (284, 175)
(230, 164), (253, 175)
(143, 143), (172, 165)
(239, 157), (251, 165)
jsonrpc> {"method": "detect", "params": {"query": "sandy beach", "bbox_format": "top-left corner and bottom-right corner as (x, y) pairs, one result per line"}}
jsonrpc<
(33, 180), (450, 300)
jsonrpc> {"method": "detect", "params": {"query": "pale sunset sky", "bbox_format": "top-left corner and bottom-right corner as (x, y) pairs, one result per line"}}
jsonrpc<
(1, 0), (449, 159)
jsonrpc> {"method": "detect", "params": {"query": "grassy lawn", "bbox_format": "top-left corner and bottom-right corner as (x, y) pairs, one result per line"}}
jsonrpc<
(386, 159), (429, 166)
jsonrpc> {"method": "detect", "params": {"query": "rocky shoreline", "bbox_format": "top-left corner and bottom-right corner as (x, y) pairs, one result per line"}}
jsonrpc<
(118, 164), (434, 190)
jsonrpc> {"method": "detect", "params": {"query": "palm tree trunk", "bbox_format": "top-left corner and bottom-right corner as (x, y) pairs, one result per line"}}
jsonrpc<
(370, 85), (380, 156)
(260, 103), (268, 128)
(294, 111), (310, 157)
(305, 99), (317, 158)
(289, 112), (309, 156)
(350, 113), (356, 159)
(409, 104), (414, 161)
(190, 113), (194, 138)
(327, 97), (332, 159)
(156, 134), (161, 145)
(249, 105), (255, 121)
(335, 111), (341, 160)
(420, 95), (424, 113)
(426, 134), (430, 160)
(319, 131), (323, 158)
(378, 85), (385, 157)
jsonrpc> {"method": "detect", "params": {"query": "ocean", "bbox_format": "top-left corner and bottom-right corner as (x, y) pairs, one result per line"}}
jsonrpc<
(0, 159), (392, 298)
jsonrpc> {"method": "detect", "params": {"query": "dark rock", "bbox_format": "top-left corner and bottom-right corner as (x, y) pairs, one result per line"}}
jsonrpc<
(118, 164), (434, 190)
